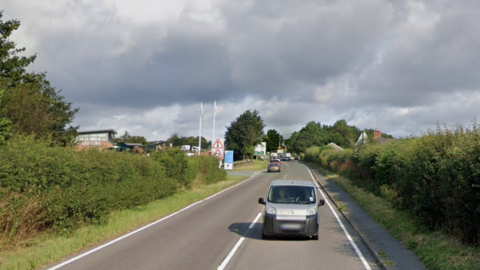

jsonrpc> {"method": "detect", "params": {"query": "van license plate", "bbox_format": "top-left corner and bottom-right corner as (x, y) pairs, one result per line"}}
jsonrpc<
(280, 223), (301, 230)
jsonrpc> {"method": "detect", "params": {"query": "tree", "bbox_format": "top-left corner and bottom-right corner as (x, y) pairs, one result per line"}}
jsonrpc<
(0, 89), (11, 144)
(114, 131), (147, 144)
(166, 134), (209, 149)
(287, 131), (299, 153)
(225, 110), (265, 160)
(0, 11), (78, 146)
(264, 129), (283, 153)
(330, 119), (361, 148)
(0, 12), (37, 85)
(291, 121), (329, 153)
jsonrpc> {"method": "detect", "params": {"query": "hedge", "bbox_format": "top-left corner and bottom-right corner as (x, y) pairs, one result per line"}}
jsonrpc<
(0, 137), (226, 247)
(307, 124), (480, 245)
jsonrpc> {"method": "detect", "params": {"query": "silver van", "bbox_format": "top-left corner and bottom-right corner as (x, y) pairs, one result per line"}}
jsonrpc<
(258, 180), (325, 240)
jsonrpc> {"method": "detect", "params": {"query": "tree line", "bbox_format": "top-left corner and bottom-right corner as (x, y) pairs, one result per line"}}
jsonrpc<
(0, 11), (78, 146)
(223, 110), (393, 160)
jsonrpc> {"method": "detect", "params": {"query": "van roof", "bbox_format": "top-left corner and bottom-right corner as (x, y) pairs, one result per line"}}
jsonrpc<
(270, 180), (315, 187)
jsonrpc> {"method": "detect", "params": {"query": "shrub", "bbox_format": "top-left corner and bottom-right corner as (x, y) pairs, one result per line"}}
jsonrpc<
(153, 148), (190, 187)
(0, 137), (178, 245)
(311, 123), (480, 245)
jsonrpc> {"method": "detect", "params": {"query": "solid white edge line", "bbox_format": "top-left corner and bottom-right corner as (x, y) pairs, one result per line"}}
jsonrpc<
(48, 171), (261, 270)
(218, 212), (262, 270)
(306, 166), (372, 270)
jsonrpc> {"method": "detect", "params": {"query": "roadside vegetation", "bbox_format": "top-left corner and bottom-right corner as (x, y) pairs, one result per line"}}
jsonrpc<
(0, 174), (246, 270)
(305, 123), (480, 270)
(314, 169), (479, 270)
(0, 137), (227, 253)
(233, 159), (268, 172)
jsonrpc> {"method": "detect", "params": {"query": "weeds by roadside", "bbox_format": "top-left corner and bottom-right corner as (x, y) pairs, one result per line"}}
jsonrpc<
(316, 167), (480, 270)
(0, 175), (247, 270)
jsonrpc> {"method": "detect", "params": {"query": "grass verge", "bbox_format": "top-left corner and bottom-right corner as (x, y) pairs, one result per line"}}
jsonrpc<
(0, 175), (248, 270)
(233, 159), (268, 172)
(313, 165), (480, 270)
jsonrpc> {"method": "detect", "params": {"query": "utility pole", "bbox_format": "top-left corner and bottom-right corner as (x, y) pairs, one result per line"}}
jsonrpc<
(212, 100), (217, 155)
(199, 102), (204, 156)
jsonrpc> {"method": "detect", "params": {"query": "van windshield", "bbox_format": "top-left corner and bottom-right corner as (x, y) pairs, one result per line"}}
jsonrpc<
(267, 186), (316, 204)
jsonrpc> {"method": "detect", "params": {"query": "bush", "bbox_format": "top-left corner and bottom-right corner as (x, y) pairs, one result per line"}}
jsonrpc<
(153, 148), (190, 187)
(0, 137), (176, 245)
(0, 137), (228, 247)
(312, 123), (480, 245)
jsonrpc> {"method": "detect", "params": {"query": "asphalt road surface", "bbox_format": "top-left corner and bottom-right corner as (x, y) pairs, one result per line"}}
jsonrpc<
(46, 161), (389, 270)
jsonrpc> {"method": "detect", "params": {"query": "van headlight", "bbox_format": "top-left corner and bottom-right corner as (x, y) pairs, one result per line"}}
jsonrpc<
(306, 207), (317, 216)
(266, 205), (277, 215)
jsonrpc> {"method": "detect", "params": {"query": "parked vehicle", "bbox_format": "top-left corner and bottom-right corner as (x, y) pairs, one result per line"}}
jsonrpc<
(258, 180), (325, 239)
(180, 145), (191, 151)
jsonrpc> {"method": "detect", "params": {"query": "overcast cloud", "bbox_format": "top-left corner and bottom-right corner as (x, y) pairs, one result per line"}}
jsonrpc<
(2, 0), (480, 141)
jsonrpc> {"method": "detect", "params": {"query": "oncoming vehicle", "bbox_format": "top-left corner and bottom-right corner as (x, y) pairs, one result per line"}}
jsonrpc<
(267, 162), (281, 172)
(272, 159), (281, 165)
(258, 180), (325, 240)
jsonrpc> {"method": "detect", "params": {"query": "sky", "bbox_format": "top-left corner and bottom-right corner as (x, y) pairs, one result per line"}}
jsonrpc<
(2, 0), (480, 141)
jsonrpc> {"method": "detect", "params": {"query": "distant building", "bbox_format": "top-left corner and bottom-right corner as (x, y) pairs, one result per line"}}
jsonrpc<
(355, 130), (369, 147)
(144, 141), (167, 152)
(75, 129), (117, 151)
(116, 141), (167, 153)
(327, 142), (344, 151)
(373, 129), (396, 145)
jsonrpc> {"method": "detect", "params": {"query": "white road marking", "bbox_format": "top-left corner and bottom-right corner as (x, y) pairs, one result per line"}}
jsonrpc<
(47, 171), (261, 270)
(305, 166), (372, 270)
(217, 213), (262, 270)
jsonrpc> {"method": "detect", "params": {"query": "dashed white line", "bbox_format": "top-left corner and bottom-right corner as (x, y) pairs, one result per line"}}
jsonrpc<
(48, 171), (261, 270)
(217, 213), (262, 270)
(305, 166), (372, 270)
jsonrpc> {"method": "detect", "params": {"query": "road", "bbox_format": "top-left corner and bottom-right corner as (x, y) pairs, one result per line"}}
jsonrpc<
(46, 161), (384, 270)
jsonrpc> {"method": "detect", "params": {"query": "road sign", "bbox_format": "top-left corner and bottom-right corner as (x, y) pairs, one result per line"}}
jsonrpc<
(213, 139), (224, 149)
(213, 149), (224, 159)
(212, 138), (224, 159)
(224, 150), (234, 170)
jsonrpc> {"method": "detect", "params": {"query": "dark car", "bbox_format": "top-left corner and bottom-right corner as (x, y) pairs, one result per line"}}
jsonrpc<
(267, 162), (281, 172)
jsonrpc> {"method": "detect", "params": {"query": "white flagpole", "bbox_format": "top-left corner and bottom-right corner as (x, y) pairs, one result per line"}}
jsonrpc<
(199, 102), (204, 156)
(212, 100), (217, 155)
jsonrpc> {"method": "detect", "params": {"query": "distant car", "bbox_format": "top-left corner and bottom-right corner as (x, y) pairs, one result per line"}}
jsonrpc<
(180, 145), (191, 151)
(267, 162), (281, 172)
(272, 159), (281, 164)
(258, 180), (325, 240)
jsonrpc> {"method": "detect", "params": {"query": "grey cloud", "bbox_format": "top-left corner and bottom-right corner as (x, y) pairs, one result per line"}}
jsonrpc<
(220, 0), (393, 101)
(5, 0), (480, 140)
(351, 1), (480, 109)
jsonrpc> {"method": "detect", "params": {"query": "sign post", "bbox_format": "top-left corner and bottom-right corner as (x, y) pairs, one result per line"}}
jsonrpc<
(212, 138), (224, 160)
(224, 150), (234, 170)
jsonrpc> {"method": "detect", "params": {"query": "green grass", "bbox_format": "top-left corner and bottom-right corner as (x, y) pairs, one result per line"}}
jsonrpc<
(233, 159), (268, 172)
(0, 175), (247, 270)
(314, 166), (480, 270)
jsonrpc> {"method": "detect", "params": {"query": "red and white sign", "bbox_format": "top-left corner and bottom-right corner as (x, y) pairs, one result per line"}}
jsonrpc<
(212, 138), (224, 159)
(213, 149), (224, 159)
(213, 139), (224, 149)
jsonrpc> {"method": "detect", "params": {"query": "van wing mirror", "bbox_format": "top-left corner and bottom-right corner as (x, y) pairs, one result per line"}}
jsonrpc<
(318, 199), (325, 206)
(258, 198), (266, 205)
